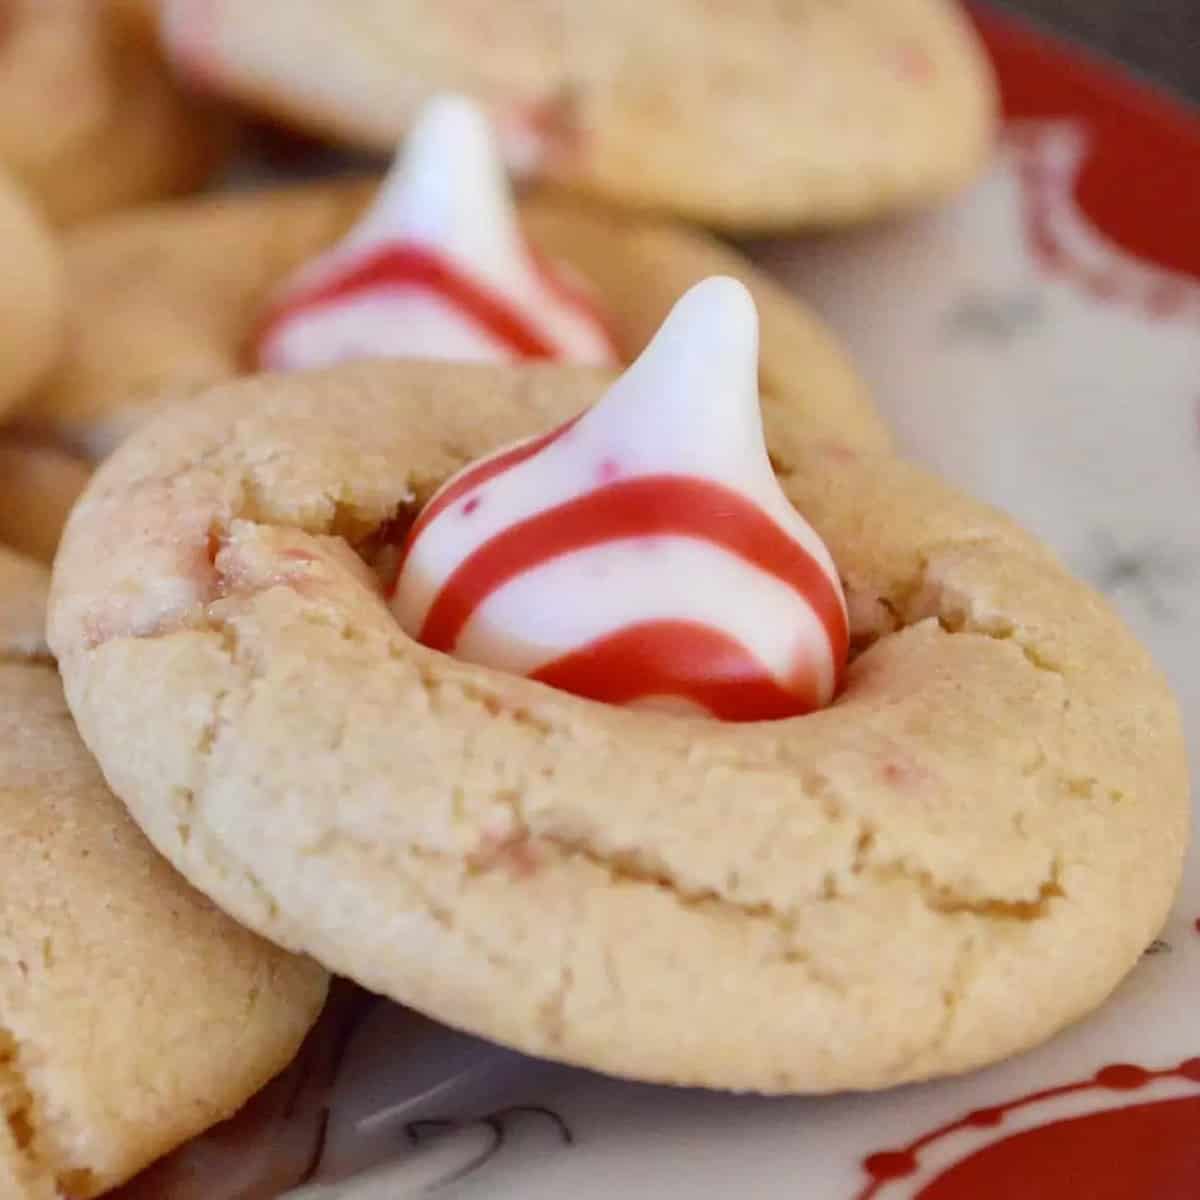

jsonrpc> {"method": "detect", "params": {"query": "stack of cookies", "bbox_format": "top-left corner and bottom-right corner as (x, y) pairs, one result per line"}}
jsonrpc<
(0, 3), (1187, 1198)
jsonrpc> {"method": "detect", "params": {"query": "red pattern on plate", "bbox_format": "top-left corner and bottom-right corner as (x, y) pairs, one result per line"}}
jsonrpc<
(970, 5), (1200, 283)
(856, 1060), (1200, 1199)
(1005, 121), (1200, 321)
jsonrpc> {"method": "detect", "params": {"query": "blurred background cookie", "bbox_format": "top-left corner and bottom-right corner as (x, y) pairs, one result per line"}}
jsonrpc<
(0, 547), (52, 660)
(0, 442), (90, 565)
(23, 180), (371, 458)
(0, 0), (229, 225)
(0, 175), (63, 420)
(156, 0), (997, 231)
(22, 181), (881, 458)
(0, 544), (328, 1198)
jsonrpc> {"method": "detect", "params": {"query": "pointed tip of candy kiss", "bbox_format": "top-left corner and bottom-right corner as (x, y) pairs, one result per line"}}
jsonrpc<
(256, 87), (619, 371)
(670, 275), (759, 343)
(641, 275), (759, 388)
(595, 276), (763, 453)
(366, 92), (516, 254)
(403, 92), (496, 169)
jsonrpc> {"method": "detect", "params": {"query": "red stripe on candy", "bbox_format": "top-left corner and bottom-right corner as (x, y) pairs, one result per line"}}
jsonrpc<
(393, 414), (583, 581)
(253, 243), (562, 362)
(530, 619), (820, 721)
(417, 475), (848, 679)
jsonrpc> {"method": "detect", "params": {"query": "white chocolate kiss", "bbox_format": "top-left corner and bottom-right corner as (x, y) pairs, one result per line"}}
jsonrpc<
(255, 94), (617, 371)
(391, 278), (848, 720)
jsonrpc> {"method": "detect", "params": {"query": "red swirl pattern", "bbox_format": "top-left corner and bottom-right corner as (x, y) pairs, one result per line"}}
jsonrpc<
(396, 415), (583, 571)
(415, 474), (847, 664)
(255, 243), (565, 362)
(398, 436), (847, 720)
(529, 620), (822, 718)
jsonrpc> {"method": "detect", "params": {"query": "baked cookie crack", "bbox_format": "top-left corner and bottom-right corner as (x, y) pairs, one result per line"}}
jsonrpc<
(842, 543), (1066, 680)
(860, 854), (1065, 922)
(469, 784), (1062, 964)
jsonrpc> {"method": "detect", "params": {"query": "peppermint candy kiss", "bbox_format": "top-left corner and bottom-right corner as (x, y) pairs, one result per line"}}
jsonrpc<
(392, 278), (848, 721)
(254, 94), (617, 371)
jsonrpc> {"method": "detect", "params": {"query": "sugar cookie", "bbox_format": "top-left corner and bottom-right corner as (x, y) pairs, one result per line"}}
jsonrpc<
(48, 358), (1187, 1093)
(158, 0), (997, 230)
(0, 546), (327, 1196)
(0, 0), (227, 226)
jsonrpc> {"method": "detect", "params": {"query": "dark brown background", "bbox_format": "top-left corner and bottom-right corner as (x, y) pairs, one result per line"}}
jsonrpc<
(997, 0), (1200, 103)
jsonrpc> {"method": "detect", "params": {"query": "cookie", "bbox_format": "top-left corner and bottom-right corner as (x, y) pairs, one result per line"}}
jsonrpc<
(48, 359), (1188, 1094)
(22, 181), (883, 459)
(0, 0), (228, 226)
(114, 983), (373, 1200)
(0, 545), (328, 1197)
(0, 547), (53, 660)
(0, 174), (64, 421)
(158, 0), (997, 231)
(0, 441), (91, 565)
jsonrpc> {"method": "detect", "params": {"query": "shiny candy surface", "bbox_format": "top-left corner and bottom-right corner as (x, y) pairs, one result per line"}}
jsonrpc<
(392, 278), (848, 720)
(254, 94), (617, 371)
